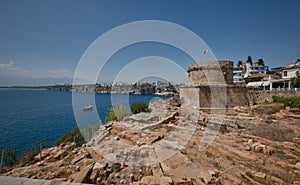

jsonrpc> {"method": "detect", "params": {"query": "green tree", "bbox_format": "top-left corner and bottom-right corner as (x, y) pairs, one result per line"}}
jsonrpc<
(257, 58), (265, 66)
(246, 56), (253, 65)
(237, 60), (243, 67)
(291, 72), (300, 88)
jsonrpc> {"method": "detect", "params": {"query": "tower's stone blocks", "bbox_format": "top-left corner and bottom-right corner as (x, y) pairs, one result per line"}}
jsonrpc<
(180, 60), (249, 109)
(188, 60), (234, 86)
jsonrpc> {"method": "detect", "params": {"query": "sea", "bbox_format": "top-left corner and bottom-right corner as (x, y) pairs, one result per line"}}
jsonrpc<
(0, 89), (168, 155)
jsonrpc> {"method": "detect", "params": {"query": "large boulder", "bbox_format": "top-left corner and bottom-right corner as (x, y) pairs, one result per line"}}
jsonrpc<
(69, 164), (94, 183)
(141, 176), (173, 185)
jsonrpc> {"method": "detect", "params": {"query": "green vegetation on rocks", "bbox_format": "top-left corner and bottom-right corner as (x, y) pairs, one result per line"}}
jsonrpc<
(1, 141), (46, 169)
(106, 102), (151, 122)
(55, 126), (86, 147)
(1, 146), (17, 167)
(106, 104), (132, 121)
(291, 72), (300, 88)
(0, 126), (92, 170)
(130, 102), (149, 114)
(17, 141), (47, 166)
(272, 96), (300, 108)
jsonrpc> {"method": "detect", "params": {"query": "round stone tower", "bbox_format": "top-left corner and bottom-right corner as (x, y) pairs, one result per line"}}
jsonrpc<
(187, 60), (234, 86)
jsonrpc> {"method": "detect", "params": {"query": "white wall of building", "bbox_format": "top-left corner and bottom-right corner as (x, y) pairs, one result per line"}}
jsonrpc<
(282, 67), (300, 79)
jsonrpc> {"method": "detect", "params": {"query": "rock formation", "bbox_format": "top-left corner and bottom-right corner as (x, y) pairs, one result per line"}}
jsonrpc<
(2, 98), (300, 185)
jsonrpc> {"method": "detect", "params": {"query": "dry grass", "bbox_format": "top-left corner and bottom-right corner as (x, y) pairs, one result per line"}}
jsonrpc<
(250, 123), (296, 142)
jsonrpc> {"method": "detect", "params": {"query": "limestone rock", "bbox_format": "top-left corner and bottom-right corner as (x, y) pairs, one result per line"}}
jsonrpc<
(199, 170), (216, 184)
(89, 168), (99, 183)
(263, 146), (272, 156)
(293, 181), (300, 185)
(93, 161), (108, 171)
(147, 134), (164, 144)
(295, 162), (300, 169)
(254, 144), (266, 153)
(71, 155), (85, 165)
(246, 141), (273, 155)
(70, 164), (94, 183)
(270, 175), (285, 184)
(252, 172), (266, 183)
(53, 149), (68, 160)
(141, 176), (173, 185)
(244, 145), (251, 151)
(247, 139), (254, 145)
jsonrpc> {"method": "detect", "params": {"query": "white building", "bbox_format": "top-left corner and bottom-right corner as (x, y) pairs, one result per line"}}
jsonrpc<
(246, 74), (291, 91)
(233, 61), (269, 84)
(242, 60), (300, 91)
(281, 61), (300, 80)
(244, 62), (268, 78)
(233, 67), (245, 84)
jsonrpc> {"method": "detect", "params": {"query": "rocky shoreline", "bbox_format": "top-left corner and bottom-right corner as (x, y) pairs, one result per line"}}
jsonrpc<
(2, 98), (300, 185)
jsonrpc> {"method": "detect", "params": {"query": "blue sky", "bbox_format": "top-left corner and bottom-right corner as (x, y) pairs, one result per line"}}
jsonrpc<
(0, 0), (299, 85)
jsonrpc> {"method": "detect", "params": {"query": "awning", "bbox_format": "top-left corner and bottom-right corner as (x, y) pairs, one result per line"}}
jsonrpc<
(246, 81), (270, 87)
(262, 81), (270, 86)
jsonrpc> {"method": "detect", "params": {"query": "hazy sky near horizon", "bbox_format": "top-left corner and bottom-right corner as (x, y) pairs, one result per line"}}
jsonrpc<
(0, 0), (299, 85)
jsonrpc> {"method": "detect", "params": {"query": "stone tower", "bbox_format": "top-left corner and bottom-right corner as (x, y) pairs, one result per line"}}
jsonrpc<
(187, 60), (234, 86)
(180, 60), (249, 109)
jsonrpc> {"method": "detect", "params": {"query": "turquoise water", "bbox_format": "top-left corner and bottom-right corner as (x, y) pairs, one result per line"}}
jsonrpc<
(0, 89), (166, 154)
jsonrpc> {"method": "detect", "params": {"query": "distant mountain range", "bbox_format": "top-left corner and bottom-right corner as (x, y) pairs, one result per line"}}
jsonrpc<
(0, 76), (74, 87)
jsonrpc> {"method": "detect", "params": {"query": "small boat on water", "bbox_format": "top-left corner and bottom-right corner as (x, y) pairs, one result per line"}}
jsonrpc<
(83, 104), (93, 111)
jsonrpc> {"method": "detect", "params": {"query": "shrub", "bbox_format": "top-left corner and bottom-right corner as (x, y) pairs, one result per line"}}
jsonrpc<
(55, 126), (86, 147)
(219, 125), (229, 134)
(28, 171), (38, 178)
(272, 96), (300, 108)
(17, 151), (37, 165)
(130, 102), (149, 114)
(0, 146), (17, 167)
(106, 108), (117, 121)
(106, 104), (132, 122)
(26, 141), (47, 154)
(17, 141), (47, 165)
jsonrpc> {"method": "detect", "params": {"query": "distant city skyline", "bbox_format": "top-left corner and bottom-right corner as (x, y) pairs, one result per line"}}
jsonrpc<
(0, 0), (299, 86)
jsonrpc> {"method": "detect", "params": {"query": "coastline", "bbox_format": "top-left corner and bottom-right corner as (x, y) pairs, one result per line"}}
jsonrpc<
(0, 90), (171, 157)
(2, 97), (300, 184)
(0, 87), (48, 90)
(0, 87), (175, 96)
